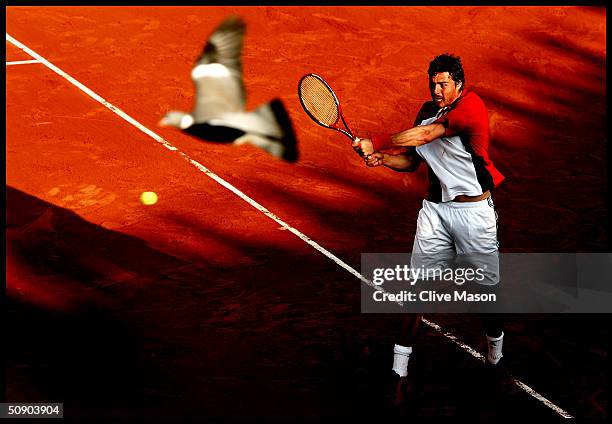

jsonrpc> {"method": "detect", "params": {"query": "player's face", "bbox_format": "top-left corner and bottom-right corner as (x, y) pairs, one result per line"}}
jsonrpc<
(429, 72), (462, 108)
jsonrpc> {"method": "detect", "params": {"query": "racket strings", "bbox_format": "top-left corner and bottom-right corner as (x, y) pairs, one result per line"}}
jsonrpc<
(299, 76), (339, 126)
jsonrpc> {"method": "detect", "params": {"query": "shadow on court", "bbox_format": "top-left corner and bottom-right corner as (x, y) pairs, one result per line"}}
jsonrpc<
(5, 187), (608, 421)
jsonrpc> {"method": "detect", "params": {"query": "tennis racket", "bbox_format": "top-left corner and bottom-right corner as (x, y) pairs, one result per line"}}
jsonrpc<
(298, 73), (369, 158)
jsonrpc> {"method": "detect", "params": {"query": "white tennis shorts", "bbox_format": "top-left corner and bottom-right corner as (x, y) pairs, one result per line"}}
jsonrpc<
(411, 196), (500, 285)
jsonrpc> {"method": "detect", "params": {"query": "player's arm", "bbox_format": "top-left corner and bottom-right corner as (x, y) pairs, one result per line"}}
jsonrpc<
(385, 94), (487, 147)
(365, 149), (421, 172)
(358, 123), (445, 151)
(390, 102), (446, 148)
(352, 137), (420, 171)
(389, 123), (446, 147)
(355, 102), (440, 155)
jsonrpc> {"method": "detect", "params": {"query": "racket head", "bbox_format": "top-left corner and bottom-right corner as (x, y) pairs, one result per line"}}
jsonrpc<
(298, 74), (355, 140)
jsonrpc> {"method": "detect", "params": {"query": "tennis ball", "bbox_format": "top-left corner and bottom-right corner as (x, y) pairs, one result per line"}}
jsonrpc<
(140, 191), (158, 205)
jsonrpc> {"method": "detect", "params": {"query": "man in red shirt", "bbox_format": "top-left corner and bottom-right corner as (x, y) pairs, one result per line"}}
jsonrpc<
(353, 53), (506, 405)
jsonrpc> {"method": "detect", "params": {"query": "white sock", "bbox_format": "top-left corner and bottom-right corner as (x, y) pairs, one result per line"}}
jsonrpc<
(392, 344), (412, 377)
(486, 332), (504, 365)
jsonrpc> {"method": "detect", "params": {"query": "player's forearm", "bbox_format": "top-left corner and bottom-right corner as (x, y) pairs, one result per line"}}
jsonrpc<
(382, 153), (417, 172)
(390, 123), (446, 147)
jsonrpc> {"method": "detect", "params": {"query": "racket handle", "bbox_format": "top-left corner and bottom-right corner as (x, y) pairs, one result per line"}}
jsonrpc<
(353, 136), (372, 160)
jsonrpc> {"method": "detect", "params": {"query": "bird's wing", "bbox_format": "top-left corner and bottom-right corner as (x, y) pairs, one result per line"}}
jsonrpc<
(191, 16), (247, 122)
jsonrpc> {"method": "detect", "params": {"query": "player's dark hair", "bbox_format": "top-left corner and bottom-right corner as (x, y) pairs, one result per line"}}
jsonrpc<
(428, 53), (465, 88)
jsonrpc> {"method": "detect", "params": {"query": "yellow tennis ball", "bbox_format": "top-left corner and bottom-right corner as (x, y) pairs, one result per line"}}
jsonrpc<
(140, 191), (158, 205)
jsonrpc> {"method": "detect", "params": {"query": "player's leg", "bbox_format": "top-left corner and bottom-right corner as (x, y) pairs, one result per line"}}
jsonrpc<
(481, 311), (513, 395)
(397, 200), (455, 375)
(397, 314), (422, 347)
(389, 200), (455, 404)
(387, 314), (421, 405)
(450, 198), (506, 368)
(482, 313), (504, 363)
(392, 314), (421, 379)
(411, 200), (457, 272)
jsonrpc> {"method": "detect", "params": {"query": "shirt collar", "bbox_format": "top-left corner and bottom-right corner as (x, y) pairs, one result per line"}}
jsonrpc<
(437, 87), (468, 116)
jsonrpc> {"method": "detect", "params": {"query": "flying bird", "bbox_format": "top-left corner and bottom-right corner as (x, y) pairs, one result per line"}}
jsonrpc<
(159, 16), (298, 162)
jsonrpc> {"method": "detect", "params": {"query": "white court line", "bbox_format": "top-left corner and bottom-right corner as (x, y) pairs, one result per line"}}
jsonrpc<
(5, 32), (574, 420)
(6, 59), (41, 65)
(422, 318), (574, 418)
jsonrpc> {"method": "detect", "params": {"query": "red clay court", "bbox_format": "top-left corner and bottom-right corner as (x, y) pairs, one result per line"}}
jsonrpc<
(5, 6), (608, 421)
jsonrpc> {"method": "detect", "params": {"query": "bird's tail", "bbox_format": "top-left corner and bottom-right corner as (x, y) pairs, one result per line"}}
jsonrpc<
(221, 100), (299, 162)
(268, 99), (298, 162)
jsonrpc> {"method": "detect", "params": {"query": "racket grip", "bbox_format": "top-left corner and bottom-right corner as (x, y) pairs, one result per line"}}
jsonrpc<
(353, 137), (372, 160)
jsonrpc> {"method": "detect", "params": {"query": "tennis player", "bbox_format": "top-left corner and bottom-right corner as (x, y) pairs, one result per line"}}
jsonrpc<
(353, 53), (507, 404)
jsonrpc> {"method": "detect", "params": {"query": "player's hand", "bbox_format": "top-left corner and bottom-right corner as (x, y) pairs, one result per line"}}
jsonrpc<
(365, 152), (385, 167)
(352, 137), (374, 157)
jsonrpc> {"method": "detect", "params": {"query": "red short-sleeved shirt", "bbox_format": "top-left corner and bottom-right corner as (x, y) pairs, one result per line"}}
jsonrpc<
(371, 89), (505, 200)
